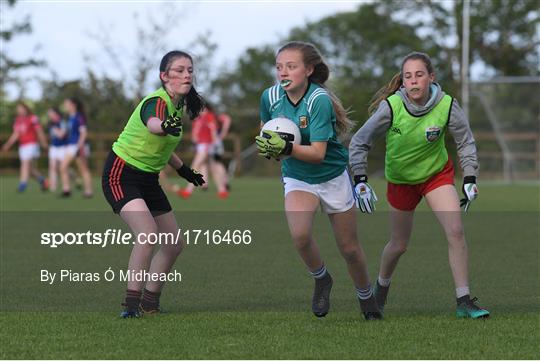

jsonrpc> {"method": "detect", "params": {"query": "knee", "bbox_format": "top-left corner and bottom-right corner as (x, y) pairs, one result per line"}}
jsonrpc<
(163, 241), (183, 258)
(388, 239), (408, 255)
(134, 239), (155, 253)
(171, 237), (185, 256)
(136, 227), (159, 249)
(446, 224), (465, 241)
(339, 243), (361, 263)
(292, 232), (312, 251)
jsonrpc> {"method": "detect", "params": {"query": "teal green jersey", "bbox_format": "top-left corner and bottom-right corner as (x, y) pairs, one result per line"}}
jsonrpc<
(260, 82), (348, 184)
(112, 87), (183, 173)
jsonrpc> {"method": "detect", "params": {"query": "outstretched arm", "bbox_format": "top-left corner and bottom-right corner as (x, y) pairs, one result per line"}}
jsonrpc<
(448, 99), (479, 212)
(169, 152), (205, 187)
(447, 99), (479, 178)
(142, 98), (182, 136)
(168, 152), (184, 169)
(2, 132), (19, 152)
(349, 101), (392, 177)
(36, 126), (48, 149)
(218, 114), (232, 139)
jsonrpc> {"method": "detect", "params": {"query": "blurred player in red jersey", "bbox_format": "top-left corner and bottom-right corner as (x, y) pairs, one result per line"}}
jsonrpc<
(208, 107), (231, 197)
(2, 101), (49, 192)
(178, 104), (229, 199)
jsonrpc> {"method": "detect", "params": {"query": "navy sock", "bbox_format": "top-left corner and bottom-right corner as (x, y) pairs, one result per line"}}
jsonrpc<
(141, 288), (161, 310)
(124, 289), (142, 309)
(356, 284), (373, 300)
(310, 264), (328, 280)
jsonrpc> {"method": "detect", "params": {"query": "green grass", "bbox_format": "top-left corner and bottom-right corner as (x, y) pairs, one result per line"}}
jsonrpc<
(1, 176), (539, 359)
(1, 312), (537, 359)
(1, 176), (539, 212)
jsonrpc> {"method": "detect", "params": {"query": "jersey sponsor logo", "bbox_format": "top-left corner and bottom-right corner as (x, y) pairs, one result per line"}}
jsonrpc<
(425, 126), (441, 142)
(299, 116), (308, 128)
(390, 126), (401, 135)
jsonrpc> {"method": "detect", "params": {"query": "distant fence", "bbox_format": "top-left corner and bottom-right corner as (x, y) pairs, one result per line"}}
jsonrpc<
(1, 131), (538, 181)
(474, 132), (540, 180)
(0, 132), (243, 175)
(468, 78), (540, 182)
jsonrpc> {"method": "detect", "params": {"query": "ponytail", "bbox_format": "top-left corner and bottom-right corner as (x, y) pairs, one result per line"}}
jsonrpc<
(184, 87), (203, 119)
(368, 72), (402, 115)
(278, 41), (354, 135)
(323, 86), (354, 135)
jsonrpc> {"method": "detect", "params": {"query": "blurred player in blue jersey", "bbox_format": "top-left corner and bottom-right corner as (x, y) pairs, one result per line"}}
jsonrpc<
(46, 107), (67, 193)
(60, 97), (93, 198)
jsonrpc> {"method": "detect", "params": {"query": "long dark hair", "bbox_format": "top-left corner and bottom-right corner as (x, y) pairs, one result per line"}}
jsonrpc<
(48, 106), (64, 121)
(16, 101), (33, 116)
(277, 41), (353, 135)
(67, 97), (86, 120)
(159, 50), (203, 119)
(368, 51), (434, 115)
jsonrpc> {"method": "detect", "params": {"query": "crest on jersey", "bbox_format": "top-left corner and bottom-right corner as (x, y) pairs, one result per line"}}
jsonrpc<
(425, 126), (441, 142)
(299, 116), (308, 129)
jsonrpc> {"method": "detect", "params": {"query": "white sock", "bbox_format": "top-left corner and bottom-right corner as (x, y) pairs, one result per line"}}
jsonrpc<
(378, 276), (391, 287)
(356, 285), (373, 300)
(456, 286), (470, 299)
(310, 264), (327, 279)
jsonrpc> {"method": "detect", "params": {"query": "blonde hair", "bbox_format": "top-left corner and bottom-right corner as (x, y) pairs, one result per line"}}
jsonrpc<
(368, 51), (435, 115)
(278, 41), (354, 135)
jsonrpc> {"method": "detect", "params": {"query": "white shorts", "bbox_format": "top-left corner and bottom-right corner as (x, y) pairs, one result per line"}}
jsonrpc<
(49, 145), (65, 161)
(283, 169), (355, 214)
(209, 139), (225, 156)
(18, 143), (40, 161)
(196, 143), (211, 153)
(65, 144), (90, 158)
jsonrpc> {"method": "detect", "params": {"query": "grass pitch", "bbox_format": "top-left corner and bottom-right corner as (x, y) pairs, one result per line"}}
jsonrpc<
(1, 176), (539, 359)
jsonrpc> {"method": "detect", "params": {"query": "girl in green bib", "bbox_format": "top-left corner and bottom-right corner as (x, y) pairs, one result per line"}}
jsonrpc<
(349, 51), (489, 319)
(102, 51), (205, 318)
(255, 41), (381, 320)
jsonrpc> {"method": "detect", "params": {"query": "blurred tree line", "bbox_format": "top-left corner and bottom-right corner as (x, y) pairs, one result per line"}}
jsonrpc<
(2, 0), (538, 154)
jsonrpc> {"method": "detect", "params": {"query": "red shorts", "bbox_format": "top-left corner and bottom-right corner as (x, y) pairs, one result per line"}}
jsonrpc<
(387, 159), (455, 211)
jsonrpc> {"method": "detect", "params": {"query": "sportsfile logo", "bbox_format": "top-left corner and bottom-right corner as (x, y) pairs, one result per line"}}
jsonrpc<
(40, 229), (133, 248)
(40, 228), (253, 248)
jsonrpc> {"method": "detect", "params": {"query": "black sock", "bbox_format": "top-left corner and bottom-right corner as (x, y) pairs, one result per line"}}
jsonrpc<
(124, 289), (142, 309)
(141, 288), (161, 310)
(457, 294), (470, 305)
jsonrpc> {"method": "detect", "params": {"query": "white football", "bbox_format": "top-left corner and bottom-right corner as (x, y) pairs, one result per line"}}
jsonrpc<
(260, 117), (301, 160)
